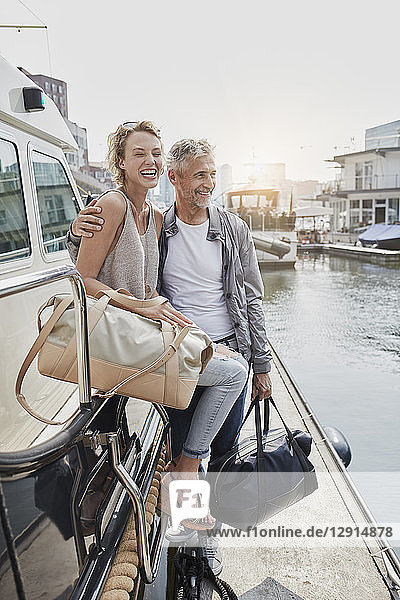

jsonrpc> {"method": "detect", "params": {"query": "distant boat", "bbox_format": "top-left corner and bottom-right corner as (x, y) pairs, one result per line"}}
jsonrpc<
(358, 223), (400, 250)
(224, 186), (296, 267)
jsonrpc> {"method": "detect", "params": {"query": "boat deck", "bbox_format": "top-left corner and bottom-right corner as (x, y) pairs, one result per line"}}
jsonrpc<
(210, 348), (397, 599)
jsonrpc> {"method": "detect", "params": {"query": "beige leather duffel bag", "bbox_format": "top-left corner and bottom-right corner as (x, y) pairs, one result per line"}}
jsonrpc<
(16, 289), (213, 425)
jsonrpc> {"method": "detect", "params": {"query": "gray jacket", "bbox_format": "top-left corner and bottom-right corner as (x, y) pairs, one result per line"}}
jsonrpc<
(66, 203), (272, 374)
(158, 204), (272, 374)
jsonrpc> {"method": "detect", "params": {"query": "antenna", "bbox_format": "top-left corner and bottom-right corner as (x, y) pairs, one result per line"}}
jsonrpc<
(1, 0), (53, 75)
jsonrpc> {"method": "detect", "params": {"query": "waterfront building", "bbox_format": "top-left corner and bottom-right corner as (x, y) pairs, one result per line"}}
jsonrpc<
(319, 120), (400, 233)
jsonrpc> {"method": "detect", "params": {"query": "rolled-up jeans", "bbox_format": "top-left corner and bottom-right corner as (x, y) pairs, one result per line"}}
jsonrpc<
(180, 347), (248, 460)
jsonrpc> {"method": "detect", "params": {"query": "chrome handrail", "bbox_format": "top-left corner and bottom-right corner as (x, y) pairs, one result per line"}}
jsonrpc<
(0, 265), (92, 411)
(107, 432), (168, 584)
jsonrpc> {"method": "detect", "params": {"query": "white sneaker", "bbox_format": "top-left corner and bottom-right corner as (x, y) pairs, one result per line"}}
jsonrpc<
(197, 532), (223, 576)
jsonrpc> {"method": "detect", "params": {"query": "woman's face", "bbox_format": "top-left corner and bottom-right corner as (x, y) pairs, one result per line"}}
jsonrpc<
(119, 130), (163, 189)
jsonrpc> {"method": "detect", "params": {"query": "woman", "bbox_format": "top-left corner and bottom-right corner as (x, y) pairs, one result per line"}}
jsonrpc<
(75, 121), (248, 528)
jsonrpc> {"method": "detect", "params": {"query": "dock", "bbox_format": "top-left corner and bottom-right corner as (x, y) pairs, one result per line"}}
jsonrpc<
(205, 344), (400, 599)
(105, 348), (400, 599)
(297, 243), (400, 265)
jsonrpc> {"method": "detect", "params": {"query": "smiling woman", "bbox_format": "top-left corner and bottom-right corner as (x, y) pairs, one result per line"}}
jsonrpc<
(75, 121), (191, 325)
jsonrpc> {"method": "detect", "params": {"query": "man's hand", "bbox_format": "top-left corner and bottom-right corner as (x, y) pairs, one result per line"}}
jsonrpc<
(251, 372), (272, 400)
(71, 197), (104, 238)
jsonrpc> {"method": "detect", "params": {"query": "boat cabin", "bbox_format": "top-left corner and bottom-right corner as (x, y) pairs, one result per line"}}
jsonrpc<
(225, 187), (295, 231)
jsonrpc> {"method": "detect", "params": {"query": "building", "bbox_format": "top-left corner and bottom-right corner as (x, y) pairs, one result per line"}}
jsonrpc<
(64, 119), (89, 172)
(319, 120), (400, 232)
(365, 120), (400, 150)
(18, 67), (68, 119)
(88, 162), (114, 190)
(214, 163), (232, 206)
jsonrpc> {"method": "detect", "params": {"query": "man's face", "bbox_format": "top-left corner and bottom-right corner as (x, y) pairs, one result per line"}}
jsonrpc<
(171, 155), (217, 209)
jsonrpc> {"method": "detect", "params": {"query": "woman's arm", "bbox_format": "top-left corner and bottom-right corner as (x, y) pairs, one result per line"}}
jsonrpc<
(76, 194), (192, 327)
(76, 192), (126, 297)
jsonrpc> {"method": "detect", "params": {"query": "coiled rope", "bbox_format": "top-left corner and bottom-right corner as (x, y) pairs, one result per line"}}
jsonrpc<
(99, 449), (166, 600)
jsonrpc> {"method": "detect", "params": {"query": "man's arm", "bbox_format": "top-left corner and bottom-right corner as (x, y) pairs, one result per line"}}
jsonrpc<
(66, 199), (104, 263)
(237, 220), (273, 399)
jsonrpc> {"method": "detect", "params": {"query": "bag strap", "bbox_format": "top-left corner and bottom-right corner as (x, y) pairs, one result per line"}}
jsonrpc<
(97, 288), (167, 310)
(98, 322), (191, 398)
(15, 296), (76, 425)
(237, 395), (295, 446)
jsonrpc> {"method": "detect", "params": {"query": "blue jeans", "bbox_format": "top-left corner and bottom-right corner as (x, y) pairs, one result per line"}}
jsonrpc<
(166, 382), (248, 463)
(166, 340), (248, 461)
(179, 350), (248, 459)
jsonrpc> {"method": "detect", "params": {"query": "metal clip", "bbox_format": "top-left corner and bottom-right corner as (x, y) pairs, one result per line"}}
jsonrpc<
(82, 430), (110, 451)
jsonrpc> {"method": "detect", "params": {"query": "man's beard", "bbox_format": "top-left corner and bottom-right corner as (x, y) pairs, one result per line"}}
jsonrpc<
(186, 189), (212, 208)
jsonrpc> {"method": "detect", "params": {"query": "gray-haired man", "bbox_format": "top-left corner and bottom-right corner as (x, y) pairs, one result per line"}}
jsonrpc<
(68, 138), (272, 464)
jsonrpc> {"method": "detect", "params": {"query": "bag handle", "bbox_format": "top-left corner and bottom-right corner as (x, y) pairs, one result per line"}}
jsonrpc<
(97, 288), (168, 310)
(237, 395), (296, 446)
(15, 296), (77, 425)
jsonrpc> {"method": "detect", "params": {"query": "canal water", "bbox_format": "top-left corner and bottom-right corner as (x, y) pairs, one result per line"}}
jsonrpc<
(262, 253), (400, 546)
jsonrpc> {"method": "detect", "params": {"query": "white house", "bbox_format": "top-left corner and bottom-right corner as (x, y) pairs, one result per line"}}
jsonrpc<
(320, 121), (400, 233)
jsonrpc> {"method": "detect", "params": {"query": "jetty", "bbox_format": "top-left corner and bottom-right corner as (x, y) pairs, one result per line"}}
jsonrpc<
(206, 343), (400, 599)
(297, 243), (400, 265)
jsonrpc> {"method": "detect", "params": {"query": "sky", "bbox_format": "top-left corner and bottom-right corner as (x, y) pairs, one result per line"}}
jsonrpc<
(2, 0), (400, 183)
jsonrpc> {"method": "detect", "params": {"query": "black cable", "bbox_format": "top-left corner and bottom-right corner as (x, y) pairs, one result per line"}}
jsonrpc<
(174, 551), (238, 600)
(0, 481), (27, 600)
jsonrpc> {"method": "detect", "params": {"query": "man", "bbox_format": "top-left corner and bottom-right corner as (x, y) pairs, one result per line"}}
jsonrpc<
(67, 138), (272, 465)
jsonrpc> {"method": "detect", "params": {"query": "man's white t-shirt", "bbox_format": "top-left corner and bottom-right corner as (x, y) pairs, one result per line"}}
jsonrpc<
(161, 217), (234, 341)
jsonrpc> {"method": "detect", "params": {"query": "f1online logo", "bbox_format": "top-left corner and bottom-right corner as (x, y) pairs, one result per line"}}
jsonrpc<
(169, 480), (210, 530)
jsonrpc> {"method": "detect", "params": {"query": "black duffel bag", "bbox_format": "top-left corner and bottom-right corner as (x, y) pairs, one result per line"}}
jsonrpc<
(207, 395), (318, 530)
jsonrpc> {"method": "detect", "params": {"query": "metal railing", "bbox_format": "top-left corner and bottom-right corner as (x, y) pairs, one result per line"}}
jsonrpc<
(322, 174), (400, 193)
(0, 264), (92, 412)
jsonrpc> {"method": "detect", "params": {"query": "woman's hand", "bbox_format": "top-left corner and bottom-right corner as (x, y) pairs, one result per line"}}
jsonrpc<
(72, 198), (104, 238)
(134, 300), (193, 328)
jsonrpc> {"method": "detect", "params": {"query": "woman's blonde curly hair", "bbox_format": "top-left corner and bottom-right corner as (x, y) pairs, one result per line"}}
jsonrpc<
(106, 121), (164, 186)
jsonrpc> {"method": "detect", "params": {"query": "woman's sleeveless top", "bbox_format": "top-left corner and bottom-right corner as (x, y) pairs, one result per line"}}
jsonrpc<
(97, 190), (159, 299)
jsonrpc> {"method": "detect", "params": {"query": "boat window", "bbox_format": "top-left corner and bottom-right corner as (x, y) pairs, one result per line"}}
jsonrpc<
(241, 194), (258, 208)
(0, 138), (31, 264)
(32, 152), (79, 254)
(229, 195), (241, 208)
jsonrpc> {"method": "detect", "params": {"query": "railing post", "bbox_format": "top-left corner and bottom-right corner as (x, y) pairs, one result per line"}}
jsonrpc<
(69, 273), (92, 410)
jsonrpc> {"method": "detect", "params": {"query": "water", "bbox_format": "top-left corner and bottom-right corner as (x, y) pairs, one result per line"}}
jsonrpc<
(262, 253), (400, 536)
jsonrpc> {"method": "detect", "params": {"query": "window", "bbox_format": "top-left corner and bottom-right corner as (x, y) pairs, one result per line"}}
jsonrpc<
(32, 152), (79, 254)
(355, 163), (363, 190)
(364, 162), (373, 189)
(0, 139), (30, 263)
(388, 198), (399, 223)
(350, 199), (360, 228)
(362, 199), (373, 226)
(52, 83), (56, 92)
(58, 84), (63, 93)
(44, 81), (49, 91)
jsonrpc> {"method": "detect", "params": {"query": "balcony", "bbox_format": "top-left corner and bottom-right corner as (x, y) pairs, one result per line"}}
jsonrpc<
(321, 174), (400, 194)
